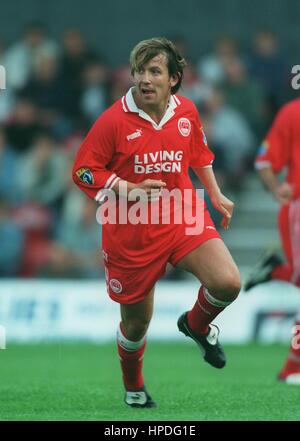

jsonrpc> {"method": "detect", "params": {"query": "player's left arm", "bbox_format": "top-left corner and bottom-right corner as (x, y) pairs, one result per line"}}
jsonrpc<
(189, 104), (234, 229)
(193, 166), (234, 230)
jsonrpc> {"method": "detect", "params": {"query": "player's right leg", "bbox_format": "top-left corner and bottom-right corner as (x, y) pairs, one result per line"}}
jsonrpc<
(118, 287), (157, 408)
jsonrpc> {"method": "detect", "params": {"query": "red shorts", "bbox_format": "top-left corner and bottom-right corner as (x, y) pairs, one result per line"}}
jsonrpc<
(102, 209), (221, 304)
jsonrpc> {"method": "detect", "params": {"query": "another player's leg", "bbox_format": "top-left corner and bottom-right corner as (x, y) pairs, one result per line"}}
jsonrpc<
(118, 287), (156, 408)
(278, 312), (300, 384)
(244, 203), (293, 291)
(244, 250), (285, 291)
(176, 238), (241, 368)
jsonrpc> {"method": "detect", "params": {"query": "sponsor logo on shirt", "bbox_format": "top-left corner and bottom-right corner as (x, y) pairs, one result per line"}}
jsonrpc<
(76, 167), (94, 185)
(134, 150), (183, 174)
(178, 118), (191, 137)
(127, 129), (143, 141)
(109, 278), (123, 294)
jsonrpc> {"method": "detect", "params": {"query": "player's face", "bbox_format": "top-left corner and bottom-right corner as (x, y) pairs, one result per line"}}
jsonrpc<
(133, 53), (178, 108)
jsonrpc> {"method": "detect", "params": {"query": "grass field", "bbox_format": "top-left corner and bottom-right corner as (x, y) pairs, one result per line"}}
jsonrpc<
(0, 342), (299, 421)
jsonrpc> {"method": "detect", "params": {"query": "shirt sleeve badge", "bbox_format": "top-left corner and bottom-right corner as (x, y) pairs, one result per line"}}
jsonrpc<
(76, 167), (94, 185)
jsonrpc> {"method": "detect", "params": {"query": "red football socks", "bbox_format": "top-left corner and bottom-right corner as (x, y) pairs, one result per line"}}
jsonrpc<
(187, 285), (232, 335)
(117, 322), (146, 391)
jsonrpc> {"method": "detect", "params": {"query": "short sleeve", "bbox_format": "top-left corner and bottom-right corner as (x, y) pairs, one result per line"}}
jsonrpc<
(72, 110), (119, 201)
(189, 107), (214, 168)
(255, 104), (292, 173)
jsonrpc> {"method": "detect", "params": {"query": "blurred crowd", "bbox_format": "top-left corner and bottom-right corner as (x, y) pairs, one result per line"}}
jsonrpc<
(0, 23), (294, 278)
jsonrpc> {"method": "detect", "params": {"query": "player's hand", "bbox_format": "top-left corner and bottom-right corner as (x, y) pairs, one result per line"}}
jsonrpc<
(131, 179), (167, 201)
(210, 192), (234, 230)
(274, 182), (293, 204)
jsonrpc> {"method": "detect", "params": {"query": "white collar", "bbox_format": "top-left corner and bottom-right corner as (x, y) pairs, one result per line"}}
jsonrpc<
(122, 87), (181, 130)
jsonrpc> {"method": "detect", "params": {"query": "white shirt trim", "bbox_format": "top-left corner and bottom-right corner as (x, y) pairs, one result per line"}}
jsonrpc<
(105, 173), (118, 189)
(94, 174), (120, 203)
(123, 87), (180, 130)
(121, 96), (128, 112)
(254, 160), (272, 170)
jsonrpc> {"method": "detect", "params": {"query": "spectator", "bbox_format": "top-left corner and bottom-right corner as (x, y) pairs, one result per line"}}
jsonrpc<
(4, 98), (41, 153)
(12, 200), (52, 277)
(80, 59), (109, 125)
(21, 54), (71, 137)
(197, 35), (239, 85)
(0, 38), (15, 122)
(181, 63), (212, 108)
(0, 88), (15, 123)
(20, 131), (68, 213)
(40, 198), (103, 278)
(60, 28), (99, 119)
(248, 29), (288, 122)
(221, 57), (265, 136)
(4, 21), (58, 90)
(203, 88), (255, 187)
(0, 199), (24, 276)
(0, 129), (22, 204)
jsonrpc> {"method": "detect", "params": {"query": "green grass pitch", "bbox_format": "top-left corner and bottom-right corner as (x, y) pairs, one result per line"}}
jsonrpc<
(0, 342), (299, 421)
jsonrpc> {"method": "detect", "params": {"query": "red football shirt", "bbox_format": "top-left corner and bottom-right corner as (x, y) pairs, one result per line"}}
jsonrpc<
(255, 98), (300, 198)
(73, 88), (214, 262)
(73, 88), (213, 198)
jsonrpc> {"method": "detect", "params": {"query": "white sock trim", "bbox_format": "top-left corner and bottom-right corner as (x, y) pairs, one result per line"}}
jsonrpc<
(203, 287), (232, 308)
(117, 324), (146, 352)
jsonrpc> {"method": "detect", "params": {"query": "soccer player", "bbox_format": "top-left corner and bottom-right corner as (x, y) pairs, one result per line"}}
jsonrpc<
(245, 97), (300, 384)
(73, 37), (241, 407)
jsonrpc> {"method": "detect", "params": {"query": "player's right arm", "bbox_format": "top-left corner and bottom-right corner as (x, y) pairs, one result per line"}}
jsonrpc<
(72, 111), (121, 202)
(256, 167), (293, 204)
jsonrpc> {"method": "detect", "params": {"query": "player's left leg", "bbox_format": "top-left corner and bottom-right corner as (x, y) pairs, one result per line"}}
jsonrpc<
(278, 312), (300, 384)
(176, 238), (241, 368)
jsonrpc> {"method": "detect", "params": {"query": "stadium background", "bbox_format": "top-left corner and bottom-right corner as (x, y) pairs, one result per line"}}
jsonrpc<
(0, 0), (300, 421)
